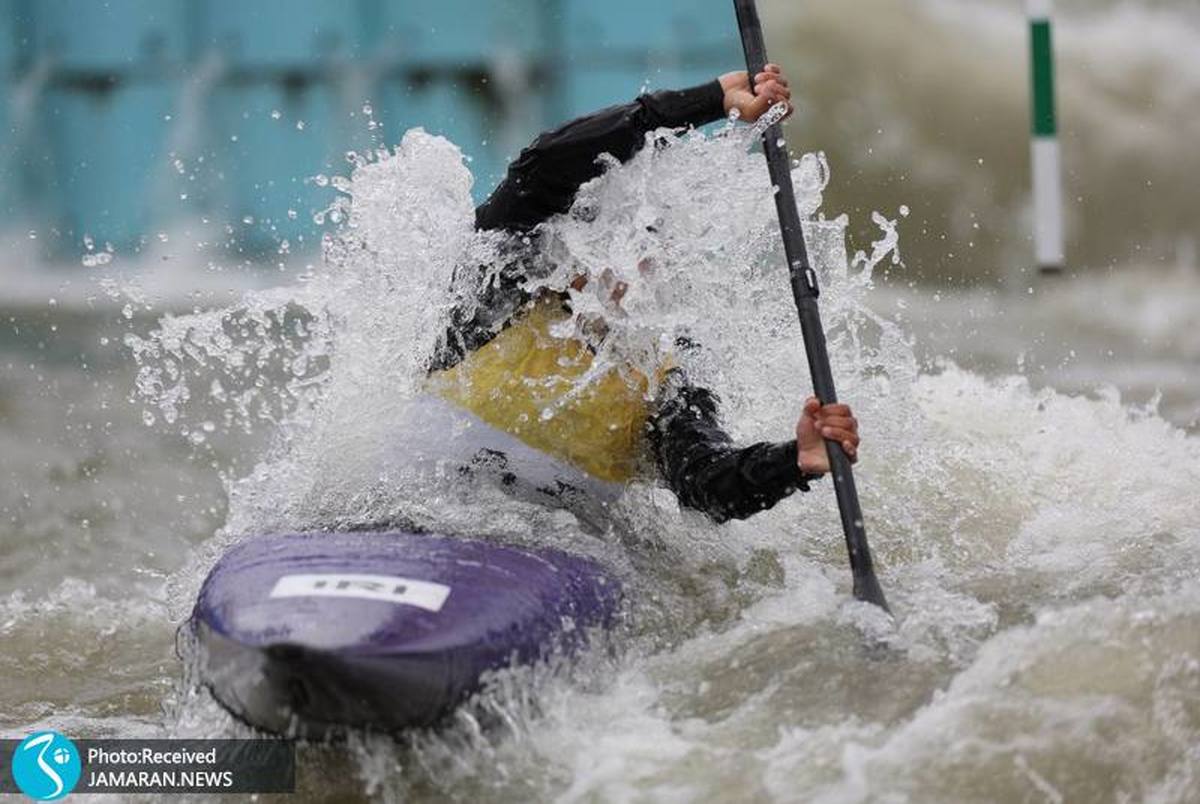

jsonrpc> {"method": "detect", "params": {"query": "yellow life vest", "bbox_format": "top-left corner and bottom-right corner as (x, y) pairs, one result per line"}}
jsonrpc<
(427, 297), (654, 483)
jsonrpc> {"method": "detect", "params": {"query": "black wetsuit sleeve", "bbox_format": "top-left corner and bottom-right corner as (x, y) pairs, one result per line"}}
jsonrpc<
(648, 371), (819, 523)
(475, 79), (726, 233)
(432, 80), (727, 372)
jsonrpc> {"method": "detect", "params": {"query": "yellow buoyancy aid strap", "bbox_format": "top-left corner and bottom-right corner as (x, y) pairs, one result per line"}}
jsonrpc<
(427, 297), (653, 483)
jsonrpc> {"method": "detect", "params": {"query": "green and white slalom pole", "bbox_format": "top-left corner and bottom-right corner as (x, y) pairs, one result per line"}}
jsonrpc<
(1028, 0), (1065, 274)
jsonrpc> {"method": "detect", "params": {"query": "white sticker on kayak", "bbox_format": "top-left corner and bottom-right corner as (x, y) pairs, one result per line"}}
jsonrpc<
(269, 573), (451, 612)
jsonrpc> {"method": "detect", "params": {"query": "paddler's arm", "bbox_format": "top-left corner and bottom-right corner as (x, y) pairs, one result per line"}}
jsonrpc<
(434, 69), (793, 371)
(648, 371), (858, 523)
(475, 81), (722, 232)
(436, 81), (724, 371)
(475, 67), (792, 233)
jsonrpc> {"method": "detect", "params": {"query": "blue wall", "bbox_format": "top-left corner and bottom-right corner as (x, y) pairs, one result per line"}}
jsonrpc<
(1, 0), (739, 257)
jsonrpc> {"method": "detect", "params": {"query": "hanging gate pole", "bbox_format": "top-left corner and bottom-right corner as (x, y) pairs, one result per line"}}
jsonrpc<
(1028, 0), (1065, 274)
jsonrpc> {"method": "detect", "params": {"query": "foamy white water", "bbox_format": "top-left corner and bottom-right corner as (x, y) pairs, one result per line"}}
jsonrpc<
(2, 110), (1172, 804)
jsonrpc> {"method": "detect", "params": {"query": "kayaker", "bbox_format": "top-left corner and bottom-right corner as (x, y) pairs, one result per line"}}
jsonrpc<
(421, 65), (860, 525)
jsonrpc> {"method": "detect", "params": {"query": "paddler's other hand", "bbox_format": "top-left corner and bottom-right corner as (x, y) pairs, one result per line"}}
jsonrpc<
(796, 396), (859, 476)
(719, 64), (793, 123)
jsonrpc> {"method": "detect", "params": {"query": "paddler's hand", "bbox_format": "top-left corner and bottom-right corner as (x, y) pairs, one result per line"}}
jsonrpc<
(796, 397), (859, 476)
(719, 64), (793, 123)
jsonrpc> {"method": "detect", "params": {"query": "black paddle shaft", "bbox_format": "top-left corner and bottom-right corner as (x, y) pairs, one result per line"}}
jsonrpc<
(732, 0), (888, 611)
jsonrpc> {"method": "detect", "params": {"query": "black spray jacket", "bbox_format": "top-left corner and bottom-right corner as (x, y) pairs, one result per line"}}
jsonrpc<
(432, 80), (817, 522)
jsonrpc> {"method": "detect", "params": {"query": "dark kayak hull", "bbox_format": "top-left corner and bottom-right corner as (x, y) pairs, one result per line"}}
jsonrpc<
(190, 531), (620, 736)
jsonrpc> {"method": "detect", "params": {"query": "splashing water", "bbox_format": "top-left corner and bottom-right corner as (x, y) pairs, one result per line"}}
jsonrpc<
(111, 117), (1200, 801)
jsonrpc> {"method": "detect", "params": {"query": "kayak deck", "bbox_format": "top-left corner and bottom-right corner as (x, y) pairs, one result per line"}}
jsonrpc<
(190, 530), (621, 736)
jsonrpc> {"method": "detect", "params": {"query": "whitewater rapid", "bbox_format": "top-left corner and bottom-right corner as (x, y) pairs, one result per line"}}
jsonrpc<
(21, 112), (1171, 804)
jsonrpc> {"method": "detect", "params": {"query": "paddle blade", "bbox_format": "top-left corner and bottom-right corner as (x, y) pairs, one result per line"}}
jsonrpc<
(853, 569), (890, 613)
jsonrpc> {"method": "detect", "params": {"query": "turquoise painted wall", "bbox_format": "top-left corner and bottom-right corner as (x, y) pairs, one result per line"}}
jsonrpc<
(0, 0), (738, 256)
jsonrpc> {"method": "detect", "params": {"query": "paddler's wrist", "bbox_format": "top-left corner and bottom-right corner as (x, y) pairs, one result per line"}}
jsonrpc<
(642, 80), (727, 129)
(769, 440), (821, 491)
(792, 440), (826, 483)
